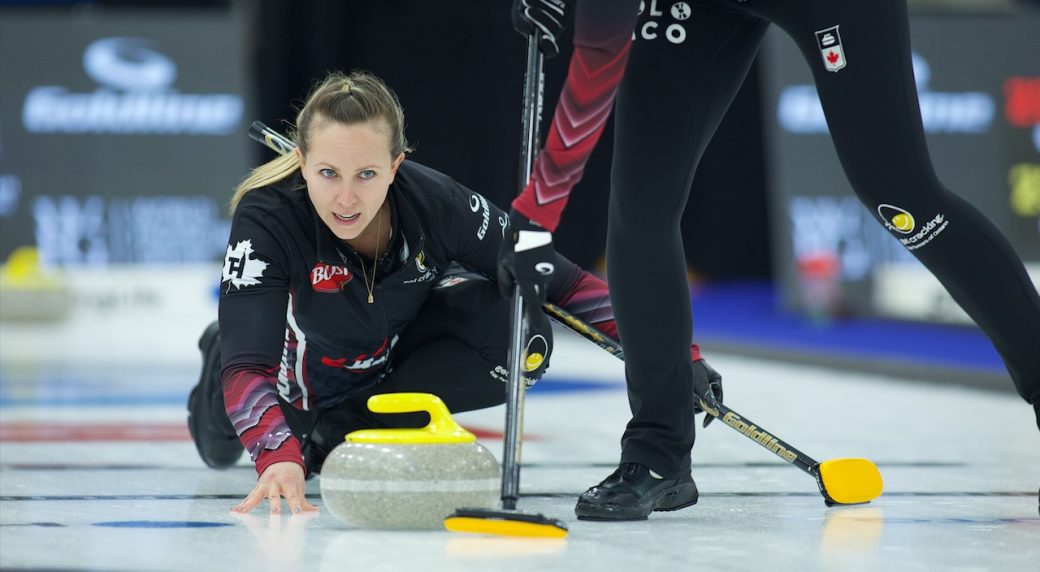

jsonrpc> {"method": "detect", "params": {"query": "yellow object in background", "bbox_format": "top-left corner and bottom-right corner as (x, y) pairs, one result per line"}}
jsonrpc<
(0, 247), (72, 321)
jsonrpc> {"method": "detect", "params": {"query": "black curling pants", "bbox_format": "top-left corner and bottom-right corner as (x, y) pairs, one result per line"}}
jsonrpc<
(278, 274), (550, 474)
(609, 0), (1040, 476)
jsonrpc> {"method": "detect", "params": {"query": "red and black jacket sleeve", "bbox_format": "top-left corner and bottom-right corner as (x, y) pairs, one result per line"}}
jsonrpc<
(218, 193), (303, 476)
(511, 0), (640, 231)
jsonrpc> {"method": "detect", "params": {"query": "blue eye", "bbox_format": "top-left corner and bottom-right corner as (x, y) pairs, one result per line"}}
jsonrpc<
(358, 170), (376, 180)
(319, 168), (337, 178)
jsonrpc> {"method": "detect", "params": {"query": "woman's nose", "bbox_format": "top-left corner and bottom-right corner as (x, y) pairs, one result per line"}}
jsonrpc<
(334, 185), (359, 208)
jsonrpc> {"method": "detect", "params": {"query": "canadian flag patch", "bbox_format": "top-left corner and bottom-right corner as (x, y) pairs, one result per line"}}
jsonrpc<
(815, 26), (847, 73)
(310, 262), (352, 292)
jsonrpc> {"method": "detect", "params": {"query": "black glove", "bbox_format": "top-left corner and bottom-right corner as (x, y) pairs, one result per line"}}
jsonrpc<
(497, 209), (555, 303)
(498, 209), (556, 386)
(511, 0), (570, 58)
(692, 359), (724, 428)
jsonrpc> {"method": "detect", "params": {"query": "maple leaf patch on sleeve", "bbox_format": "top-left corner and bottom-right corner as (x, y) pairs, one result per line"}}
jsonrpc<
(222, 239), (269, 291)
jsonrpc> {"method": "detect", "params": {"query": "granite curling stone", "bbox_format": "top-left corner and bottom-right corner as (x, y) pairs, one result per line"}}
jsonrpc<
(319, 392), (500, 529)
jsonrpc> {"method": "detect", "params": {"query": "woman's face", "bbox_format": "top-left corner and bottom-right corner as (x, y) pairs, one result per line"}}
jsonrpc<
(297, 118), (405, 243)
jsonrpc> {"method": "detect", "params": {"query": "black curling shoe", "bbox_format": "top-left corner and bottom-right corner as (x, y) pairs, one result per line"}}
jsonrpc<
(575, 462), (699, 521)
(187, 321), (244, 468)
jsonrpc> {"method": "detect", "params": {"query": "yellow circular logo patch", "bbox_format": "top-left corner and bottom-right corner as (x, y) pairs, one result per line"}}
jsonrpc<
(525, 353), (544, 372)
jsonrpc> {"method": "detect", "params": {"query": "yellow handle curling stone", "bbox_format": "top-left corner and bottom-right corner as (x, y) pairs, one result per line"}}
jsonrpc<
(319, 393), (501, 529)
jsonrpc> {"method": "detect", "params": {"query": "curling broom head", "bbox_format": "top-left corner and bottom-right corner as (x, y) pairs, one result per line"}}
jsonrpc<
(444, 508), (568, 538)
(818, 458), (883, 505)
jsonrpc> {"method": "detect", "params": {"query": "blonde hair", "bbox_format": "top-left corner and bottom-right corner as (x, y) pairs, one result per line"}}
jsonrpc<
(230, 70), (412, 212)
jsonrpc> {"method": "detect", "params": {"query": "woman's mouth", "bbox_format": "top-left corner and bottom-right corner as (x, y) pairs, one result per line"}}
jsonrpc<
(333, 212), (360, 223)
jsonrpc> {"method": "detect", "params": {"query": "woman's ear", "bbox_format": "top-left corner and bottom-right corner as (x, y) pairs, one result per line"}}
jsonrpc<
(293, 146), (307, 183)
(389, 152), (405, 179)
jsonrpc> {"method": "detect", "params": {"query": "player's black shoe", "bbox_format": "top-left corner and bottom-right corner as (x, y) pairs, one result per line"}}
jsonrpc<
(574, 462), (699, 520)
(187, 321), (244, 468)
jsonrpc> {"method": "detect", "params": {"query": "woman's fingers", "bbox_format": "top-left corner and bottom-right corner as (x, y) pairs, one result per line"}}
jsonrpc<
(285, 493), (320, 514)
(232, 485), (267, 513)
(231, 461), (316, 515)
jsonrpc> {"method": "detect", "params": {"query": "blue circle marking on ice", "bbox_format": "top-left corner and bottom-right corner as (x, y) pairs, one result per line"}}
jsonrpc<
(93, 521), (232, 528)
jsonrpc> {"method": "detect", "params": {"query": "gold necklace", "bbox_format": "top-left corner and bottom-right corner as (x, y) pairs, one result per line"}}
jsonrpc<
(359, 206), (383, 304)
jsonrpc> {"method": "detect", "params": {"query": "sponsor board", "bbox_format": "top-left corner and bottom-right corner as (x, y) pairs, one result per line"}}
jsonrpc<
(872, 262), (1040, 325)
(764, 17), (1040, 321)
(778, 53), (995, 134)
(28, 194), (230, 267)
(0, 10), (249, 265)
(22, 37), (243, 135)
(0, 264), (220, 364)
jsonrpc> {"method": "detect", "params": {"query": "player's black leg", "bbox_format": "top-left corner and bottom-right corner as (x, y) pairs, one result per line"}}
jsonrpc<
(371, 273), (549, 413)
(756, 0), (1040, 405)
(578, 3), (769, 520)
(187, 320), (337, 474)
(187, 321), (245, 468)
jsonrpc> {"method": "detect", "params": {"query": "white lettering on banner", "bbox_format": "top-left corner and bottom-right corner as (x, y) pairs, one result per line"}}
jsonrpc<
(32, 195), (109, 266)
(23, 88), (243, 134)
(30, 195), (229, 266)
(778, 53), (994, 134)
(21, 37), (243, 135)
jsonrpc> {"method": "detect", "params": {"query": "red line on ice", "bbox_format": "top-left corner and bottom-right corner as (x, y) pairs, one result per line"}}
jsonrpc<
(0, 423), (534, 442)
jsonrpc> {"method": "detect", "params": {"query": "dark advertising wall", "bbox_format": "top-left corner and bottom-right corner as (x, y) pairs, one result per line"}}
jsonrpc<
(0, 6), (251, 267)
(761, 14), (1040, 323)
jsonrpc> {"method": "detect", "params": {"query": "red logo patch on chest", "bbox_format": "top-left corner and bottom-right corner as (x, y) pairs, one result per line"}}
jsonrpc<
(310, 263), (352, 292)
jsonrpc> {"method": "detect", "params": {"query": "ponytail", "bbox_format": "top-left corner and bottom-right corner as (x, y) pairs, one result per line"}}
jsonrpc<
(229, 150), (300, 213)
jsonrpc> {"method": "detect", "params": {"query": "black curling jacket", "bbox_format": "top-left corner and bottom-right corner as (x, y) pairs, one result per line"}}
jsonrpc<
(218, 160), (585, 474)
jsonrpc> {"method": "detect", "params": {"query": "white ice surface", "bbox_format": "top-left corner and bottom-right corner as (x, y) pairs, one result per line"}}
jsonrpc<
(1, 333), (1037, 572)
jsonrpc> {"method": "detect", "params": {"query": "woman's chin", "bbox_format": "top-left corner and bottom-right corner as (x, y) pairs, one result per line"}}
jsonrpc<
(327, 217), (365, 241)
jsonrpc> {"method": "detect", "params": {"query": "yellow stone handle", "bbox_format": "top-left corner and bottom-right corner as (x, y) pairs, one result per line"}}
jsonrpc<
(345, 392), (476, 444)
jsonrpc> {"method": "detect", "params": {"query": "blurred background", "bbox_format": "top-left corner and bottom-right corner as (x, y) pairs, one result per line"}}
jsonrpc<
(0, 0), (1037, 392)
